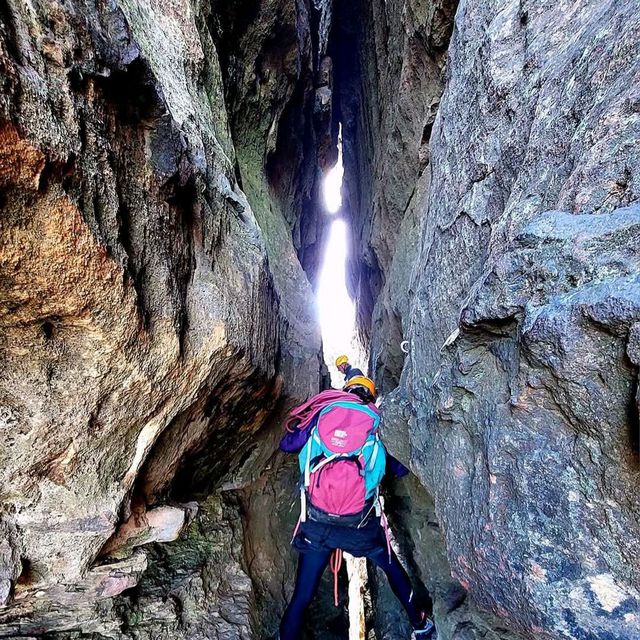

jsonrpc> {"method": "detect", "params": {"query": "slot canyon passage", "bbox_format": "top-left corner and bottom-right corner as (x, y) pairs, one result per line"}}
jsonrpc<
(1, 0), (640, 638)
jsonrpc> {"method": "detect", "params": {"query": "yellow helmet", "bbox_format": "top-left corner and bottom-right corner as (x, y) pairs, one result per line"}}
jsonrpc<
(343, 375), (377, 399)
(335, 355), (349, 367)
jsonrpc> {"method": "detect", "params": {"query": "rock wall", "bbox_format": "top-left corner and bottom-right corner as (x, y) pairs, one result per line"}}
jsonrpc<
(339, 0), (640, 638)
(333, 0), (457, 361)
(0, 0), (327, 636)
(4, 0), (640, 638)
(371, 475), (518, 640)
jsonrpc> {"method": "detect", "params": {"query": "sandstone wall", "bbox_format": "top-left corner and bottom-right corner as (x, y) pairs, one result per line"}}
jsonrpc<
(0, 0), (325, 635)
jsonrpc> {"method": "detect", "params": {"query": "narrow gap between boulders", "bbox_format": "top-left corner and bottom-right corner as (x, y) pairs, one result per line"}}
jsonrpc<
(317, 127), (368, 640)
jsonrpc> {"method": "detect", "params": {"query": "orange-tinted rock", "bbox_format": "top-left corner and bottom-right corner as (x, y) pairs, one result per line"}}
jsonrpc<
(0, 0), (323, 635)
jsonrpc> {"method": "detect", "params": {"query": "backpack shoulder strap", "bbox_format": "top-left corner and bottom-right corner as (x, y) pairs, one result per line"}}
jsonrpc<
(303, 427), (321, 486)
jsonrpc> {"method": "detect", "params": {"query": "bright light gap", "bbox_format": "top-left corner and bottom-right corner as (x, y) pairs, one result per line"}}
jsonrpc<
(316, 125), (366, 636)
(317, 125), (359, 386)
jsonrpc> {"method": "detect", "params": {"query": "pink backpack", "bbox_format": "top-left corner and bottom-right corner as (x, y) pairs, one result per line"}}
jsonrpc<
(297, 399), (387, 519)
(289, 393), (394, 606)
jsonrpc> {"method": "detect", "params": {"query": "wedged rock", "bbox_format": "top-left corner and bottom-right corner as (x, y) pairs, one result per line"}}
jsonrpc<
(100, 504), (197, 561)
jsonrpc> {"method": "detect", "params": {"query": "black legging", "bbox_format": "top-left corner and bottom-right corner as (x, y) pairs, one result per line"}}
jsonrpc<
(280, 546), (424, 639)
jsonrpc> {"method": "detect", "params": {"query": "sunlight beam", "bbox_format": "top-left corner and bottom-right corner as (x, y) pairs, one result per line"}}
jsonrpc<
(316, 130), (368, 637)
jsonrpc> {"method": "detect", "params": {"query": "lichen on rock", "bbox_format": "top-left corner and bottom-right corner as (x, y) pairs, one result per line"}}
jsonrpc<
(339, 0), (640, 638)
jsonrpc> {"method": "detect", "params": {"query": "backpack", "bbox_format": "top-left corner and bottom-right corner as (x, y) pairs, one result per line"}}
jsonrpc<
(297, 399), (387, 522)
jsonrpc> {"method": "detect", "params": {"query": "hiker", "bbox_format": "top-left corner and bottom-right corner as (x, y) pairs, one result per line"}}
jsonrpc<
(335, 354), (363, 382)
(278, 369), (437, 639)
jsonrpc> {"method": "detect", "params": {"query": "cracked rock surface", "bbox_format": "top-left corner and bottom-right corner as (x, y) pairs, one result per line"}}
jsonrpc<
(341, 0), (640, 638)
(0, 0), (326, 636)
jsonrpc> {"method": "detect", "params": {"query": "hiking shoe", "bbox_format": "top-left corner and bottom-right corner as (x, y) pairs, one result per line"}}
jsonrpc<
(412, 616), (437, 639)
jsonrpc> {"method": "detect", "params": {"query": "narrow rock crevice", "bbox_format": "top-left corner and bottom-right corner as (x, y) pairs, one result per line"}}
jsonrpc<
(2, 1), (640, 639)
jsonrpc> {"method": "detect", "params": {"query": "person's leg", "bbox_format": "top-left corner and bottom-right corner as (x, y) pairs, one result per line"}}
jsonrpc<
(368, 547), (432, 630)
(280, 549), (331, 640)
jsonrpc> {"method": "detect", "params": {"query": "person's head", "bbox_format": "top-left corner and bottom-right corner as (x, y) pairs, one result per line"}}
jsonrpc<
(335, 354), (349, 374)
(343, 375), (377, 404)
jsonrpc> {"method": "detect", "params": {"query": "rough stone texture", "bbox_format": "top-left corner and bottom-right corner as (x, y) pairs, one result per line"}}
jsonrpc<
(334, 0), (457, 353)
(5, 494), (253, 640)
(0, 0), (324, 635)
(372, 475), (517, 640)
(211, 0), (335, 288)
(341, 0), (640, 638)
(5, 420), (344, 640)
(0, 519), (20, 608)
(102, 494), (255, 640)
(5, 0), (640, 638)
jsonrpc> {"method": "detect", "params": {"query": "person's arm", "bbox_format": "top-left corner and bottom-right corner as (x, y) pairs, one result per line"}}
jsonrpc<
(344, 365), (364, 380)
(387, 454), (410, 477)
(279, 414), (317, 453)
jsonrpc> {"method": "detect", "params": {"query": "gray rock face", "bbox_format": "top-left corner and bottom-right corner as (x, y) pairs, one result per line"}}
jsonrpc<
(0, 0), (324, 635)
(341, 0), (640, 638)
(335, 0), (457, 349)
(372, 475), (517, 640)
(0, 519), (20, 608)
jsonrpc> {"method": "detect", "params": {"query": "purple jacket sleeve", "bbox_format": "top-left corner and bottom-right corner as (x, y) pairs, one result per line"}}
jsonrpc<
(387, 454), (410, 477)
(279, 415), (317, 453)
(279, 428), (310, 453)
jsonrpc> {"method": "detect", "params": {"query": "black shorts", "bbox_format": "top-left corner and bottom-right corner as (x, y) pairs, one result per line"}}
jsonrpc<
(293, 508), (387, 557)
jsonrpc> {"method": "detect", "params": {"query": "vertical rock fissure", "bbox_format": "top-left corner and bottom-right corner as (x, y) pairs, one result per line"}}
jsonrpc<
(316, 125), (369, 639)
(3, 1), (639, 639)
(327, 0), (463, 637)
